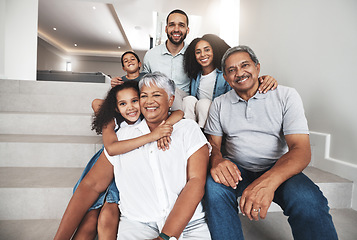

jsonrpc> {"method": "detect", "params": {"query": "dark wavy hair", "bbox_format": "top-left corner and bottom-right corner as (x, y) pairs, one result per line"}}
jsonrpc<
(184, 34), (231, 79)
(91, 81), (140, 135)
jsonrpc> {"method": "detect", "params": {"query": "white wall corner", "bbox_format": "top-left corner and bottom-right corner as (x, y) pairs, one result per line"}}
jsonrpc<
(309, 131), (357, 210)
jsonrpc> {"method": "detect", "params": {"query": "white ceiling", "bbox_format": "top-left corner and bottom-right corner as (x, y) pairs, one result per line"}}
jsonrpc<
(38, 0), (224, 59)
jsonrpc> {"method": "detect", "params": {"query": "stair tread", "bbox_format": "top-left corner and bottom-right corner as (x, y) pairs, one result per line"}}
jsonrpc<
(0, 167), (83, 188)
(0, 134), (102, 143)
(0, 219), (61, 240)
(303, 166), (352, 183)
(0, 166), (351, 189)
(1, 209), (357, 240)
(0, 79), (109, 96)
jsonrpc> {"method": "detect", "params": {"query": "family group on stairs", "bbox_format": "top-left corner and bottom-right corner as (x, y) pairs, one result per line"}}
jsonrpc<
(54, 9), (338, 240)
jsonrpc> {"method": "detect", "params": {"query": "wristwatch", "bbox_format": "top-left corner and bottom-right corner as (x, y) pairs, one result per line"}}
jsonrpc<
(159, 232), (177, 240)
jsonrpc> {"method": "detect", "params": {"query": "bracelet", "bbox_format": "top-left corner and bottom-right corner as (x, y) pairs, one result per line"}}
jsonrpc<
(159, 232), (170, 240)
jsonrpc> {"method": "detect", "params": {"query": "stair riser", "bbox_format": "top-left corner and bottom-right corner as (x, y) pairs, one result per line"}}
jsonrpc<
(0, 94), (96, 114)
(0, 113), (97, 136)
(0, 188), (72, 220)
(0, 142), (102, 168)
(319, 182), (353, 209)
(0, 79), (109, 97)
(0, 79), (109, 114)
(0, 182), (352, 220)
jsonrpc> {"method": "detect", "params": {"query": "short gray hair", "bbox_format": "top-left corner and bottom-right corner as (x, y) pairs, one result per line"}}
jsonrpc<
(138, 72), (176, 99)
(221, 45), (259, 75)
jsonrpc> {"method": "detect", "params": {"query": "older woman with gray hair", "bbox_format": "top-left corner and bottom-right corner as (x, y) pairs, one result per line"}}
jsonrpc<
(55, 72), (212, 240)
(115, 72), (211, 239)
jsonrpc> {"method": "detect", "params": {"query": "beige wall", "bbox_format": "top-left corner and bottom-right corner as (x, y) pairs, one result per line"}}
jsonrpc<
(239, 0), (357, 165)
(1, 0), (38, 80)
(37, 39), (67, 71)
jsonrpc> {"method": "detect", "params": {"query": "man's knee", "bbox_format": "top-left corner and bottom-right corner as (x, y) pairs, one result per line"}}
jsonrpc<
(278, 174), (330, 217)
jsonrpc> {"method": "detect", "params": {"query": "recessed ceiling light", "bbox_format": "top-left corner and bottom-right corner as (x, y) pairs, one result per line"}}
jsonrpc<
(118, 46), (121, 49)
(53, 28), (57, 31)
(92, 6), (96, 10)
(108, 31), (112, 34)
(74, 43), (78, 47)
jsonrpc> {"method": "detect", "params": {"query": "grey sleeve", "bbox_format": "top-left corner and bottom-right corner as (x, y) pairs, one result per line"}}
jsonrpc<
(204, 98), (224, 136)
(282, 88), (309, 135)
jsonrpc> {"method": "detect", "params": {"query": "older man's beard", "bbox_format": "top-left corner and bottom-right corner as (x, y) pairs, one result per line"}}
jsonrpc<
(167, 32), (187, 45)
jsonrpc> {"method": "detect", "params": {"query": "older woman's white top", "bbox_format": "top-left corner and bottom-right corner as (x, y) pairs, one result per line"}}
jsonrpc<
(104, 118), (210, 227)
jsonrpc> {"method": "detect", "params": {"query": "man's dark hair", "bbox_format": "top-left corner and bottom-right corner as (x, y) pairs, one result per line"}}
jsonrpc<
(166, 9), (189, 26)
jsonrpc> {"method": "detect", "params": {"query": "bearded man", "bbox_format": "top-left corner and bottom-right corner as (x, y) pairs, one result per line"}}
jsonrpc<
(141, 9), (191, 110)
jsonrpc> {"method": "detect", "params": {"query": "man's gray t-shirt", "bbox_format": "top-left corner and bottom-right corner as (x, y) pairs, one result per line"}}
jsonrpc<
(204, 85), (309, 172)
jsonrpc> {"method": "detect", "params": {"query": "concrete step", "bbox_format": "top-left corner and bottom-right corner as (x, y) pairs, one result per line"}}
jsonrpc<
(0, 141), (102, 168)
(0, 167), (83, 220)
(0, 79), (110, 114)
(0, 166), (352, 220)
(1, 209), (356, 240)
(0, 79), (110, 97)
(0, 219), (61, 240)
(303, 166), (353, 209)
(0, 134), (101, 144)
(0, 112), (98, 136)
(0, 92), (97, 114)
(262, 166), (353, 212)
(249, 167), (353, 212)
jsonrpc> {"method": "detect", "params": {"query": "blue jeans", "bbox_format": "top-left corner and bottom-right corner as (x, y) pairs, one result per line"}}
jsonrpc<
(204, 165), (338, 240)
(73, 146), (119, 210)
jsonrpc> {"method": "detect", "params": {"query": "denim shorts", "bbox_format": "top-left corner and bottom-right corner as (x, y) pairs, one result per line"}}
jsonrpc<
(73, 146), (120, 211)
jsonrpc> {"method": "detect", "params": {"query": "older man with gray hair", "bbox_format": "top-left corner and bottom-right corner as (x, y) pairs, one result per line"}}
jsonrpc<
(204, 45), (338, 240)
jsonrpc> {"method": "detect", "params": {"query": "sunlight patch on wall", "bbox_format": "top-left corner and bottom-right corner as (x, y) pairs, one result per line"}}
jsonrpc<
(220, 0), (240, 47)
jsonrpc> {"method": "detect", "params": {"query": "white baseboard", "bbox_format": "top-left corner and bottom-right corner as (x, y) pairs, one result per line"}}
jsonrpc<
(309, 131), (357, 210)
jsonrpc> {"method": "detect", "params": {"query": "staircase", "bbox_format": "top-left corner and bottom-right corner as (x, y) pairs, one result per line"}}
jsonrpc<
(0, 79), (109, 239)
(0, 79), (355, 240)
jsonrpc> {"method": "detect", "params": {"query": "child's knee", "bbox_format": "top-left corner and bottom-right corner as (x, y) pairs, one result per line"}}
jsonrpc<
(98, 203), (119, 228)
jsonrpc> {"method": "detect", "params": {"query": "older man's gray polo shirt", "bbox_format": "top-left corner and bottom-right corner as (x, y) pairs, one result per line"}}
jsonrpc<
(143, 42), (190, 93)
(205, 85), (309, 172)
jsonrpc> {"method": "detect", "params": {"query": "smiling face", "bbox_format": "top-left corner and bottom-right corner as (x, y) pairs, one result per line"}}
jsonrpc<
(165, 13), (189, 45)
(122, 53), (141, 74)
(139, 83), (174, 129)
(195, 40), (214, 72)
(116, 88), (141, 125)
(223, 51), (261, 100)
